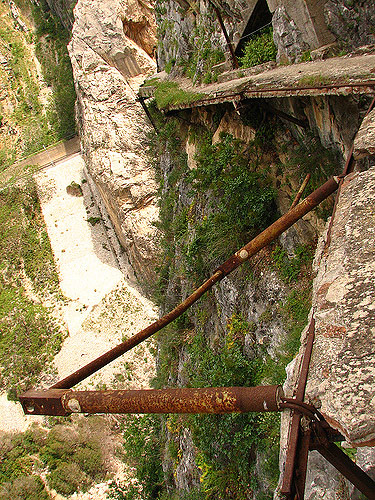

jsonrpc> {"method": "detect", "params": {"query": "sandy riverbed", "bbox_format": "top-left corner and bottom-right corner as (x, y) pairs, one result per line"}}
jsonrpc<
(0, 153), (157, 433)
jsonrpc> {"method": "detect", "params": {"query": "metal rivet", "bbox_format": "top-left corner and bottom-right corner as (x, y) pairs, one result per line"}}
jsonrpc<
(239, 249), (248, 260)
(67, 399), (81, 413)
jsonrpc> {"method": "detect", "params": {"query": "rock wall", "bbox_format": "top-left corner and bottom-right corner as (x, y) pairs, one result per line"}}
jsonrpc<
(277, 167), (375, 498)
(69, 0), (160, 285)
(324, 0), (375, 49)
(46, 0), (76, 31)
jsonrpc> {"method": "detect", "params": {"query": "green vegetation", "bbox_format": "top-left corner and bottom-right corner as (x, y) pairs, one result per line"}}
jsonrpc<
(297, 74), (333, 87)
(0, 0), (76, 171)
(239, 27), (277, 68)
(87, 216), (101, 226)
(271, 244), (313, 283)
(153, 81), (206, 110)
(0, 418), (110, 498)
(283, 133), (338, 218)
(187, 132), (275, 261)
(142, 105), (322, 498)
(0, 181), (64, 398)
(32, 0), (76, 139)
(155, 2), (225, 83)
(109, 415), (164, 500)
(178, 20), (225, 84)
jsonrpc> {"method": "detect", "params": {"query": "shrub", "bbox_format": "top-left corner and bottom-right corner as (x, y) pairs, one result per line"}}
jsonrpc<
(48, 462), (89, 496)
(239, 28), (277, 68)
(110, 414), (164, 500)
(183, 318), (278, 499)
(185, 133), (275, 276)
(0, 475), (50, 500)
(271, 244), (313, 283)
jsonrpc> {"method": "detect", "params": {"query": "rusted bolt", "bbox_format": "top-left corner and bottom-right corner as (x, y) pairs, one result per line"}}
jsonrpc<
(66, 398), (81, 413)
(238, 249), (249, 260)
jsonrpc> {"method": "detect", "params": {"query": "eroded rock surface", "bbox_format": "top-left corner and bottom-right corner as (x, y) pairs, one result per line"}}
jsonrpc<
(353, 108), (375, 160)
(307, 168), (375, 446)
(282, 167), (375, 451)
(69, 0), (159, 284)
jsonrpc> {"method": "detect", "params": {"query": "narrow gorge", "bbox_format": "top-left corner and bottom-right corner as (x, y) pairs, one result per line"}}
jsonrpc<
(0, 1), (374, 499)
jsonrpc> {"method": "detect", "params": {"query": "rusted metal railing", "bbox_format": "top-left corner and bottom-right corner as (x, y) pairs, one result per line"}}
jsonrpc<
(17, 153), (375, 497)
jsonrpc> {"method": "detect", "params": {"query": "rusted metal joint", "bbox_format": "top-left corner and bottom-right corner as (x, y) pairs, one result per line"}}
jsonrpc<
(279, 398), (323, 421)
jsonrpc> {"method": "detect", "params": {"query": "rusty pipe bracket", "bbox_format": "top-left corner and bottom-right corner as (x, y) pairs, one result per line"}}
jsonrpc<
(20, 385), (284, 416)
(19, 389), (71, 416)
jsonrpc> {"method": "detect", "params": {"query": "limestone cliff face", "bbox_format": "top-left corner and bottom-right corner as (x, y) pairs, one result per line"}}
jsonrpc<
(69, 0), (159, 284)
(276, 167), (375, 499)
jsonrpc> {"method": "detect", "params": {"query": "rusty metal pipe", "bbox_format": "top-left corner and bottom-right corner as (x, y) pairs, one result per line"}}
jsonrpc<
(210, 2), (239, 69)
(281, 316), (316, 495)
(290, 174), (311, 209)
(20, 386), (284, 416)
(49, 176), (339, 390)
(217, 177), (340, 276)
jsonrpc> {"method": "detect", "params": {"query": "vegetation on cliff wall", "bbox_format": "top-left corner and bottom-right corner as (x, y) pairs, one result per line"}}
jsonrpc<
(0, 0), (76, 170)
(113, 101), (332, 499)
(239, 27), (277, 68)
(0, 181), (65, 399)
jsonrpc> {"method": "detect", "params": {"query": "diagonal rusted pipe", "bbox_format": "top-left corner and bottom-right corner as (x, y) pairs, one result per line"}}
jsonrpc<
(44, 176), (340, 391)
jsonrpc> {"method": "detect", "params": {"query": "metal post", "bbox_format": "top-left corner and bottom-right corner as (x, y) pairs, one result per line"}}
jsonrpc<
(313, 442), (375, 500)
(20, 385), (284, 416)
(280, 317), (316, 496)
(209, 2), (239, 69)
(290, 174), (311, 209)
(138, 95), (159, 132)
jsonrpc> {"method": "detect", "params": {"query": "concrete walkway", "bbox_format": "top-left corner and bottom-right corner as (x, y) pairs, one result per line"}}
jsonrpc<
(140, 52), (375, 111)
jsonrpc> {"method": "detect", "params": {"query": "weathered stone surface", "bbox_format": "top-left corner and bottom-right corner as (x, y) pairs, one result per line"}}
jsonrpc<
(69, 0), (160, 284)
(353, 108), (375, 159)
(306, 168), (375, 446)
(281, 169), (375, 444)
(276, 167), (375, 498)
(272, 6), (307, 64)
(325, 0), (375, 49)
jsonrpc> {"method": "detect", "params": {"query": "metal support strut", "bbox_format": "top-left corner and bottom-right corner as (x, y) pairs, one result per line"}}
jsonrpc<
(20, 385), (284, 416)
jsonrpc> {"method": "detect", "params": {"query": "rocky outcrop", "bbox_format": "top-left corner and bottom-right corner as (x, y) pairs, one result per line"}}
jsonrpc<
(277, 167), (375, 498)
(325, 0), (375, 49)
(272, 5), (308, 64)
(69, 0), (160, 284)
(353, 108), (375, 159)
(306, 168), (375, 446)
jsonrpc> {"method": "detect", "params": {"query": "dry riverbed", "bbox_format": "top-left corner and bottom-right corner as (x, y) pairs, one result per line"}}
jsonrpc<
(0, 153), (158, 499)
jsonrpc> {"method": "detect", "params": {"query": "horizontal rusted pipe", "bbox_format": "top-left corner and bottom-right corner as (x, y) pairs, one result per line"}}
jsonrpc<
(20, 386), (284, 416)
(49, 176), (339, 390)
